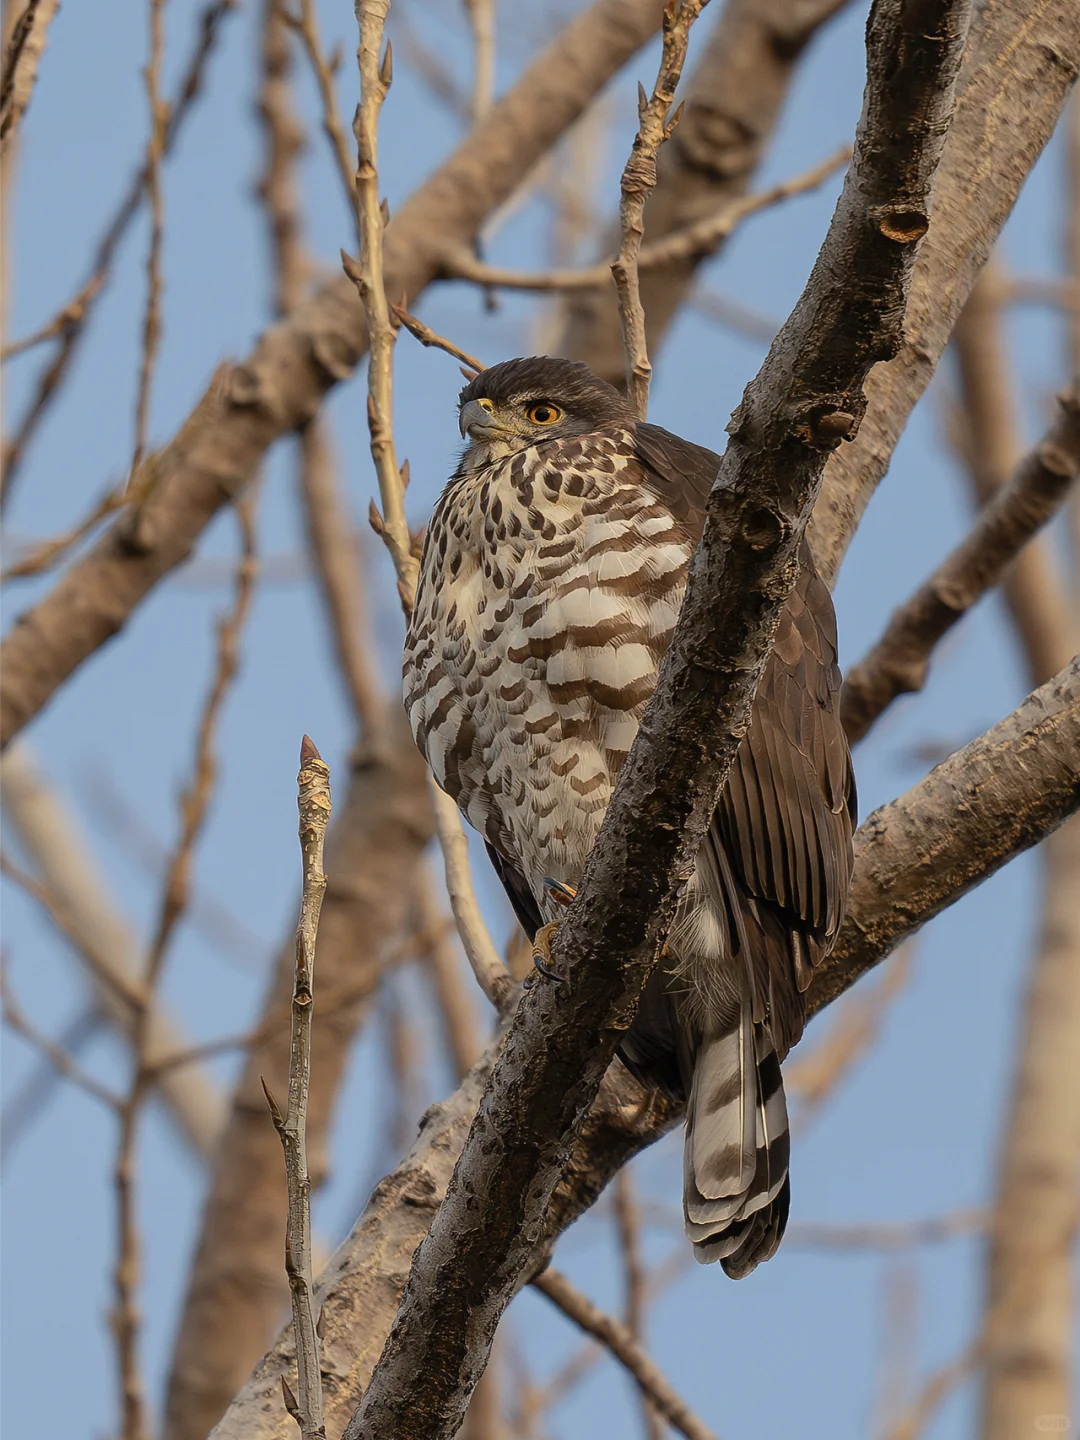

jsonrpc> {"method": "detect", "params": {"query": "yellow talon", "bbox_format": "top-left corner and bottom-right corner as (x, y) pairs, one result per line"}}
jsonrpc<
(531, 919), (562, 974)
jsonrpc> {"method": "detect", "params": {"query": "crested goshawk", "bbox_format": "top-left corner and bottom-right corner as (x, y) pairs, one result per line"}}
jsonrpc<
(403, 357), (856, 1276)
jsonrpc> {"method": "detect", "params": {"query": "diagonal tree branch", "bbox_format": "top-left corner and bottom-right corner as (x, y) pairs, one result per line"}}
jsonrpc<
(840, 385), (1080, 744)
(211, 658), (1080, 1440)
(0, 0), (668, 751)
(808, 658), (1080, 1016)
(808, 0), (1080, 588)
(343, 4), (971, 1437)
(554, 0), (855, 382)
(532, 1266), (718, 1440)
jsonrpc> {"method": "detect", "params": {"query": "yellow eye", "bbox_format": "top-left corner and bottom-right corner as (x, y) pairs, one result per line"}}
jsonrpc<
(525, 401), (563, 426)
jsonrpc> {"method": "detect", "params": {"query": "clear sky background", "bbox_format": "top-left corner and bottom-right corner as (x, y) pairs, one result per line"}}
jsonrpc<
(2, 1), (1075, 1437)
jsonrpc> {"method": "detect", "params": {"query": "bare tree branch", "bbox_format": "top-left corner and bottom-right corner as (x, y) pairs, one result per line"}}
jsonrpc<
(533, 1266), (718, 1440)
(212, 656), (1078, 1440)
(163, 702), (433, 1440)
(611, 0), (710, 416)
(0, 741), (229, 1155)
(951, 253), (1080, 1440)
(0, 0), (237, 505)
(808, 0), (1080, 587)
(809, 659), (1080, 1016)
(0, 0), (58, 155)
(127, 0), (168, 494)
(343, 5), (971, 1436)
(444, 146), (849, 293)
(0, 963), (123, 1112)
(840, 386), (1080, 744)
(950, 261), (1078, 686)
(979, 817), (1080, 1440)
(429, 783), (514, 1012)
(0, 0), (668, 750)
(554, 0), (854, 382)
(266, 737), (332, 1440)
(611, 1170), (665, 1440)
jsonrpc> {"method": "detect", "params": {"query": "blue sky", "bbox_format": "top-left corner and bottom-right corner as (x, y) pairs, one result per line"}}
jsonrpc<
(2, 1), (1075, 1436)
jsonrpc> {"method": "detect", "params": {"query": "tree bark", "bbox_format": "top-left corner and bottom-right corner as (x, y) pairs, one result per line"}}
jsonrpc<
(979, 816), (1080, 1440)
(839, 386), (1080, 744)
(163, 708), (433, 1440)
(343, 4), (971, 1435)
(950, 262), (1080, 1440)
(553, 0), (853, 384)
(210, 660), (1080, 1440)
(808, 0), (1080, 587)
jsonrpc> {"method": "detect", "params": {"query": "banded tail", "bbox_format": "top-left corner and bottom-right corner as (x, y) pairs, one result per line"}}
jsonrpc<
(683, 1005), (791, 1276)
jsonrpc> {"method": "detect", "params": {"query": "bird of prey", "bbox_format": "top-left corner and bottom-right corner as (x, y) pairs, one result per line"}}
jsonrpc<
(403, 357), (856, 1276)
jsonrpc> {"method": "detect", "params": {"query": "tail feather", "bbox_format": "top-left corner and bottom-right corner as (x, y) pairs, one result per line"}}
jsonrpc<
(683, 1011), (790, 1273)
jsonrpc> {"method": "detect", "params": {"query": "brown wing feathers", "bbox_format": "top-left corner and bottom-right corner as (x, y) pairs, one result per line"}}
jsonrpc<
(632, 422), (856, 1058)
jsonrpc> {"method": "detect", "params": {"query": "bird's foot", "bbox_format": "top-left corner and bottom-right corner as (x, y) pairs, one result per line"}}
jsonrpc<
(524, 880), (577, 987)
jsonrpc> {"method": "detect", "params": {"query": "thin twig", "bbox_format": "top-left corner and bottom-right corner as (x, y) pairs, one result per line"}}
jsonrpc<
(2, 480), (130, 580)
(785, 1210), (987, 1252)
(297, 420), (386, 739)
(884, 1338), (983, 1440)
(690, 285), (778, 344)
(291, 0), (361, 241)
(390, 2), (469, 120)
(533, 1267), (718, 1440)
(0, 848), (144, 1013)
(612, 0), (710, 415)
(0, 0), (236, 508)
(841, 387), (1080, 744)
(0, 964), (122, 1111)
(415, 859), (484, 1079)
(127, 0), (169, 492)
(391, 301), (485, 374)
(442, 147), (845, 295)
(430, 782), (515, 1012)
(1, 746), (231, 1150)
(112, 496), (258, 1440)
(265, 737), (332, 1439)
(346, 0), (418, 605)
(1, 1005), (103, 1163)
(348, 1), (506, 1018)
(785, 945), (913, 1134)
(613, 1171), (664, 1440)
(256, 0), (386, 745)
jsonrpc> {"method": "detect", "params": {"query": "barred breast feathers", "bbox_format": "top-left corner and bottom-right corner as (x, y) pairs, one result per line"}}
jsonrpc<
(403, 429), (695, 897)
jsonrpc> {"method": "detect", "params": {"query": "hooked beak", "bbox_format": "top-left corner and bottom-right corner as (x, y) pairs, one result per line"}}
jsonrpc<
(459, 399), (500, 441)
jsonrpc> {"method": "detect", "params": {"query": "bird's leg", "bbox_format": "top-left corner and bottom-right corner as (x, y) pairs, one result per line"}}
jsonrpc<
(527, 879), (577, 985)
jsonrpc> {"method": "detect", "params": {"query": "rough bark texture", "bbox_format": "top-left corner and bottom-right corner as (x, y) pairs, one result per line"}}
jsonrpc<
(979, 816), (1080, 1440)
(554, 0), (854, 383)
(952, 263), (1080, 1440)
(164, 709), (433, 1440)
(809, 659), (1080, 1015)
(840, 387), (1080, 743)
(343, 5), (970, 1436)
(0, 0), (667, 750)
(210, 662), (1079, 1440)
(808, 0), (1080, 587)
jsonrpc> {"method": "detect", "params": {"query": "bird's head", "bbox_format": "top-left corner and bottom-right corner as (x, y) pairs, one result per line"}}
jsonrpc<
(457, 356), (635, 470)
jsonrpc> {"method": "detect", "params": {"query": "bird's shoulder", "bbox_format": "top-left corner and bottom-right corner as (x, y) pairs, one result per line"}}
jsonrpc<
(627, 421), (721, 538)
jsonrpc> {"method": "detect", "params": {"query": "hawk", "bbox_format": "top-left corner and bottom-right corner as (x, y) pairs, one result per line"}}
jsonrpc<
(403, 357), (856, 1276)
